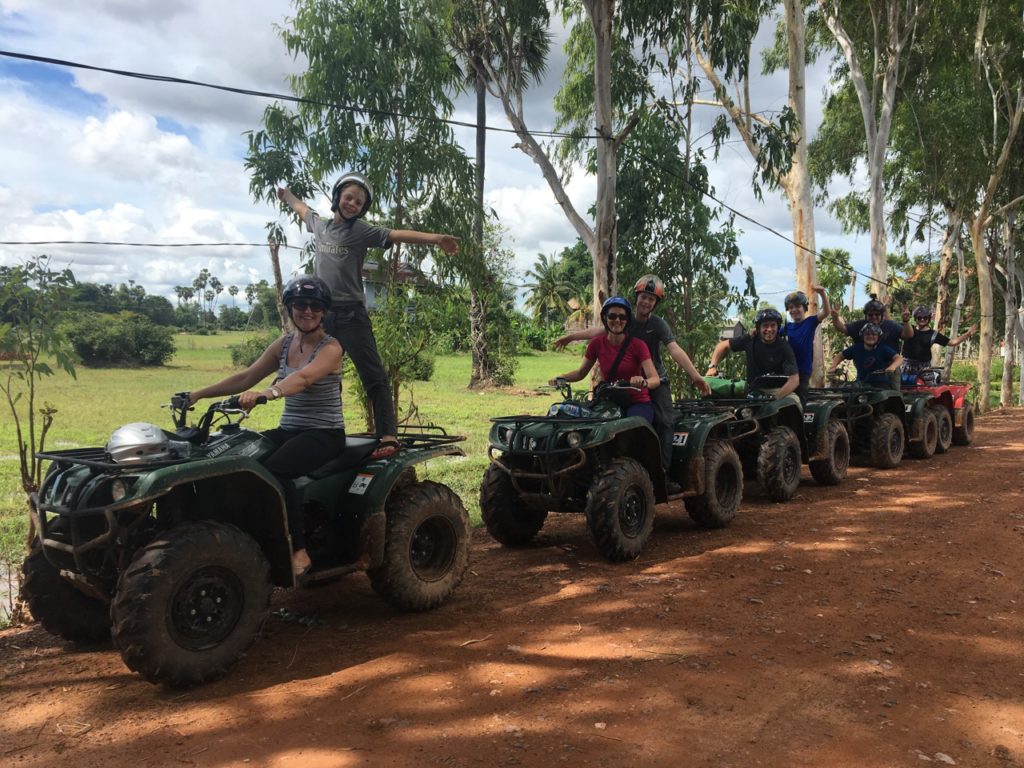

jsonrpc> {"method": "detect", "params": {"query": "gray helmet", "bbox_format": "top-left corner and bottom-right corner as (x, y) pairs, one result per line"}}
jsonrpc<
(331, 172), (373, 217)
(784, 291), (808, 310)
(106, 422), (170, 464)
(860, 322), (883, 338)
(755, 307), (784, 327)
(863, 297), (885, 316)
(912, 305), (932, 320)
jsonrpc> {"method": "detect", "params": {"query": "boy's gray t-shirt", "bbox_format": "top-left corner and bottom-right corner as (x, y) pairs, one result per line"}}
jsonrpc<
(629, 315), (675, 379)
(304, 210), (391, 306)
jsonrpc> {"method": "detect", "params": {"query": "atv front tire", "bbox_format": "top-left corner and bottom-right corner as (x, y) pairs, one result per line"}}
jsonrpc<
(480, 464), (548, 546)
(756, 425), (801, 502)
(21, 547), (112, 645)
(585, 457), (655, 562)
(369, 480), (470, 611)
(908, 407), (938, 459)
(808, 419), (850, 486)
(953, 401), (975, 446)
(870, 412), (905, 468)
(111, 522), (271, 687)
(932, 405), (953, 454)
(685, 439), (743, 528)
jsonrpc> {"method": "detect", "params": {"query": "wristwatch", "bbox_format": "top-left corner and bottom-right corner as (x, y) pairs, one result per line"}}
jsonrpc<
(269, 385), (283, 400)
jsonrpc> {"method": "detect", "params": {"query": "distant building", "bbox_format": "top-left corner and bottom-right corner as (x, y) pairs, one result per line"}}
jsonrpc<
(363, 261), (420, 309)
(720, 320), (746, 340)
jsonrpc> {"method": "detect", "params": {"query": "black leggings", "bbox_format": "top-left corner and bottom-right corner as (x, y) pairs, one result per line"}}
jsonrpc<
(326, 302), (397, 437)
(261, 427), (346, 550)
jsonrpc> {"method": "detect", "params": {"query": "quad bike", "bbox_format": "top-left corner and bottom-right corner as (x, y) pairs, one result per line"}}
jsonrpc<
(899, 366), (976, 451)
(702, 375), (812, 502)
(808, 370), (906, 468)
(480, 379), (751, 562)
(24, 394), (470, 687)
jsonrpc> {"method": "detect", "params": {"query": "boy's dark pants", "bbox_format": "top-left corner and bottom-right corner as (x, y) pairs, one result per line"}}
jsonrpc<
(650, 383), (674, 477)
(326, 302), (398, 438)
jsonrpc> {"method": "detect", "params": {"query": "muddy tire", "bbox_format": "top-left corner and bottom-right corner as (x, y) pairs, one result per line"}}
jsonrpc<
(479, 464), (547, 546)
(870, 412), (905, 468)
(756, 425), (801, 502)
(685, 439), (743, 529)
(908, 407), (938, 459)
(111, 522), (271, 688)
(584, 457), (655, 562)
(932, 405), (953, 454)
(808, 419), (850, 486)
(369, 481), (470, 611)
(21, 547), (111, 645)
(953, 401), (975, 446)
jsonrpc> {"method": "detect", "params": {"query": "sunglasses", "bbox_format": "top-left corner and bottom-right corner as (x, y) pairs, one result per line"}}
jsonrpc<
(292, 301), (325, 312)
(606, 313), (628, 321)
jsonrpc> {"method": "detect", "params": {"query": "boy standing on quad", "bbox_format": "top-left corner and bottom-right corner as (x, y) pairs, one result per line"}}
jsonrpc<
(782, 285), (831, 399)
(901, 305), (977, 371)
(278, 174), (459, 459)
(707, 308), (801, 403)
(828, 323), (904, 387)
(553, 275), (710, 490)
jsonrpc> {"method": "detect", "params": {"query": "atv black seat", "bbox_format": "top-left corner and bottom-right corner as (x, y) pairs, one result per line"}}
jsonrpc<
(305, 437), (379, 479)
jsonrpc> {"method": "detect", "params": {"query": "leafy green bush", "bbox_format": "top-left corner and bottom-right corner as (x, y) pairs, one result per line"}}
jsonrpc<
(64, 312), (175, 367)
(229, 331), (280, 368)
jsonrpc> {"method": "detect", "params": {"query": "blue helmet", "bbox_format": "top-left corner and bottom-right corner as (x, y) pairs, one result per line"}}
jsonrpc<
(600, 296), (633, 330)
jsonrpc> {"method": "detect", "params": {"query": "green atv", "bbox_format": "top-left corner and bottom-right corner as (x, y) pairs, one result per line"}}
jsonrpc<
(808, 372), (906, 468)
(703, 375), (811, 502)
(24, 395), (470, 687)
(480, 378), (749, 562)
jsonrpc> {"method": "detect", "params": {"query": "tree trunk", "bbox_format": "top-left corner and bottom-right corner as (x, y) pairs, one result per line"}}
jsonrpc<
(588, 0), (617, 318)
(969, 217), (994, 412)
(942, 237), (968, 383)
(468, 66), (492, 388)
(268, 239), (289, 332)
(999, 213), (1017, 408)
(469, 288), (489, 388)
(932, 209), (962, 365)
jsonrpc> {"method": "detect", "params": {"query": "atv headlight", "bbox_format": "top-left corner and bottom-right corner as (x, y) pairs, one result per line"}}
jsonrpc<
(740, 407), (753, 420)
(111, 478), (129, 502)
(496, 426), (512, 445)
(857, 394), (868, 404)
(566, 431), (582, 448)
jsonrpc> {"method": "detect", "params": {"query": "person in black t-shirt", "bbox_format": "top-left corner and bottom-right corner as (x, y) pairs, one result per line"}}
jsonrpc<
(707, 308), (800, 402)
(901, 305), (977, 369)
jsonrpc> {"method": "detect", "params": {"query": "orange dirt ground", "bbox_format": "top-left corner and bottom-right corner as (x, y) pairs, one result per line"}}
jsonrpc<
(2, 409), (1022, 768)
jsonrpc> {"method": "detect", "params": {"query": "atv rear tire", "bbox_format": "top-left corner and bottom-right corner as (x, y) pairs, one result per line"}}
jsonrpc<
(953, 401), (975, 446)
(585, 457), (655, 562)
(111, 522), (271, 687)
(479, 464), (547, 546)
(685, 439), (742, 528)
(369, 480), (470, 611)
(932, 405), (953, 454)
(870, 412), (904, 468)
(756, 425), (801, 502)
(21, 547), (112, 645)
(808, 419), (850, 486)
(908, 407), (938, 459)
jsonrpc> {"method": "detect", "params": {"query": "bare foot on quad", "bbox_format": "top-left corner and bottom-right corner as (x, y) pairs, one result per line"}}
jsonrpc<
(371, 436), (402, 460)
(292, 548), (312, 577)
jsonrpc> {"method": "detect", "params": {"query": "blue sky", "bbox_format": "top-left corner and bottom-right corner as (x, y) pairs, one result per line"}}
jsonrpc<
(0, 1), (888, 310)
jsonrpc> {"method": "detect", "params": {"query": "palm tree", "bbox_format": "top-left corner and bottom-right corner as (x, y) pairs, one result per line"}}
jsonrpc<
(524, 253), (572, 324)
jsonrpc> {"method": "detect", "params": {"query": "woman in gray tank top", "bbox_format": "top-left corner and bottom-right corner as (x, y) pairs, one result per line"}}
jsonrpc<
(187, 276), (345, 577)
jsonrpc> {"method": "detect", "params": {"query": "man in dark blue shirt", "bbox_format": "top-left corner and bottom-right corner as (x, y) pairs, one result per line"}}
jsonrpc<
(829, 323), (904, 387)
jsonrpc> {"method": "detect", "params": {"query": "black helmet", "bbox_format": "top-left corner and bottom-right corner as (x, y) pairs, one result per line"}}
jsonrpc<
(331, 172), (374, 217)
(863, 297), (885, 316)
(754, 307), (784, 327)
(912, 305), (932, 320)
(600, 296), (633, 330)
(282, 275), (331, 310)
(633, 274), (665, 303)
(860, 322), (883, 338)
(784, 290), (809, 310)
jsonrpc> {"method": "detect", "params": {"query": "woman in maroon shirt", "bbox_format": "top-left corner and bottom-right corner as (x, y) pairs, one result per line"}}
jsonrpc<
(549, 297), (661, 423)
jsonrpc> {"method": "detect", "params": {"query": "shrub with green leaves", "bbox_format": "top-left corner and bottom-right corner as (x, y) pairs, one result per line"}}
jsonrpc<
(64, 312), (176, 367)
(229, 331), (280, 368)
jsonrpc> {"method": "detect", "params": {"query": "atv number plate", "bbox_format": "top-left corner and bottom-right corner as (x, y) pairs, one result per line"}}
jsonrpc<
(905, 403), (913, 412)
(803, 412), (815, 423)
(349, 473), (374, 495)
(672, 432), (689, 446)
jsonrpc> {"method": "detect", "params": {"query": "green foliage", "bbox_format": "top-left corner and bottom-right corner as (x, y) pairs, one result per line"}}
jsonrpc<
(523, 252), (572, 323)
(0, 257), (78, 498)
(229, 331), (280, 368)
(514, 315), (563, 352)
(64, 312), (176, 367)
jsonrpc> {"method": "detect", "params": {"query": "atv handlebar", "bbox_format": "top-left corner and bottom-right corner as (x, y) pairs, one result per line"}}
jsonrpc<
(167, 393), (267, 442)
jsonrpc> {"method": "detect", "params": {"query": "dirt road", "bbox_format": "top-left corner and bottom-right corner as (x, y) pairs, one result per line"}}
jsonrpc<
(2, 410), (1022, 768)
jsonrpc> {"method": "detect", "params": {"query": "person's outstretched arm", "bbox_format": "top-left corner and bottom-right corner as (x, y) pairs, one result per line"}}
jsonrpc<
(814, 285), (831, 321)
(705, 339), (732, 375)
(389, 229), (459, 255)
(665, 340), (711, 395)
(277, 187), (311, 220)
(949, 323), (978, 347)
(554, 325), (602, 350)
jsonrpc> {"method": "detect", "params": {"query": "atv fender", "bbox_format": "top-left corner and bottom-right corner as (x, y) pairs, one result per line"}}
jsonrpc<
(902, 394), (931, 444)
(599, 423), (666, 502)
(803, 399), (843, 462)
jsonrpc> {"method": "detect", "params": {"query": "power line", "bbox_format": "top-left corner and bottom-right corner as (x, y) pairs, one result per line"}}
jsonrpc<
(0, 49), (590, 141)
(0, 239), (303, 249)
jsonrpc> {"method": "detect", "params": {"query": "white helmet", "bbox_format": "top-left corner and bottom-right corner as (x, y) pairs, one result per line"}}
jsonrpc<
(106, 422), (171, 464)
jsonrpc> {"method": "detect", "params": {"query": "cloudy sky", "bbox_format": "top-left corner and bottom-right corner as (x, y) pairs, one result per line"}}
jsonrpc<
(0, 1), (887, 309)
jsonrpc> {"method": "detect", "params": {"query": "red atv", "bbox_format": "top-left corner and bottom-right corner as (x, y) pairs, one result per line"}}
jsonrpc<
(900, 368), (976, 452)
